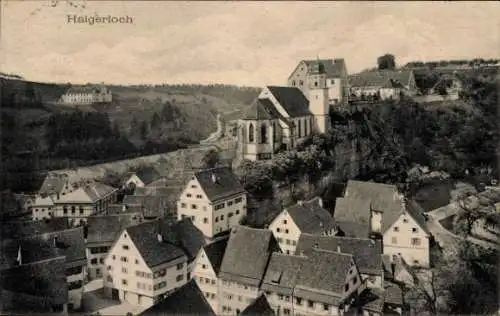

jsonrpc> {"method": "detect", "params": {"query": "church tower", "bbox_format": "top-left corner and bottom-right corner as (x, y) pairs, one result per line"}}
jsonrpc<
(307, 60), (331, 134)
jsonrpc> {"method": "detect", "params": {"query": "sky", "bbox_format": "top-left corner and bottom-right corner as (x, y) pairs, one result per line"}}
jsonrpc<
(1, 1), (499, 86)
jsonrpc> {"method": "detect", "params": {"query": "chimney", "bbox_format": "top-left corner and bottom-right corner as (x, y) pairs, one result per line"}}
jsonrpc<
(317, 197), (323, 208)
(157, 233), (163, 243)
(53, 236), (58, 247)
(337, 245), (341, 253)
(211, 173), (217, 184)
(16, 245), (22, 265)
(297, 200), (303, 206)
(122, 204), (127, 212)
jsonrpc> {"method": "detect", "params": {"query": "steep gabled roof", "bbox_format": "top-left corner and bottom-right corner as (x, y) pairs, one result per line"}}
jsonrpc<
(194, 167), (245, 202)
(86, 214), (143, 244)
(335, 180), (406, 234)
(38, 173), (69, 196)
(349, 70), (413, 89)
(0, 257), (68, 310)
(0, 218), (70, 240)
(202, 236), (229, 275)
(241, 99), (279, 120)
(240, 293), (276, 316)
(122, 194), (171, 218)
(404, 200), (430, 235)
(126, 218), (205, 268)
(295, 234), (383, 276)
(285, 197), (337, 234)
(134, 166), (162, 185)
(295, 248), (354, 304)
(261, 253), (307, 295)
(265, 86), (311, 118)
(303, 58), (347, 78)
(58, 182), (117, 204)
(139, 280), (215, 316)
(219, 226), (277, 286)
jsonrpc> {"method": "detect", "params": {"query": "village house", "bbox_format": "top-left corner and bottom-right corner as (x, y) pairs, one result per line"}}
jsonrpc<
(122, 194), (172, 220)
(38, 173), (72, 198)
(60, 84), (112, 105)
(139, 280), (216, 316)
(1, 227), (87, 310)
(334, 180), (431, 268)
(53, 182), (118, 226)
(218, 226), (280, 314)
(85, 213), (144, 280)
(288, 58), (349, 106)
(103, 218), (205, 308)
(268, 197), (337, 254)
(261, 248), (364, 316)
(192, 236), (229, 314)
(354, 282), (404, 316)
(0, 257), (68, 314)
(176, 167), (247, 238)
(428, 73), (464, 99)
(31, 194), (56, 221)
(295, 234), (384, 289)
(348, 70), (417, 100)
(122, 166), (164, 189)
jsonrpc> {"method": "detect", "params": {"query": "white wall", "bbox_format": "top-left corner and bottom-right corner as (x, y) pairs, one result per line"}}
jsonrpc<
(193, 248), (218, 314)
(383, 214), (430, 268)
(269, 211), (302, 255)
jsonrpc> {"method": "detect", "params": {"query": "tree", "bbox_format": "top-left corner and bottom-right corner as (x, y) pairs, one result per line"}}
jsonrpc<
(139, 120), (149, 140)
(151, 112), (161, 129)
(130, 117), (139, 136)
(272, 151), (302, 197)
(201, 149), (220, 169)
(377, 54), (396, 70)
(235, 160), (273, 200)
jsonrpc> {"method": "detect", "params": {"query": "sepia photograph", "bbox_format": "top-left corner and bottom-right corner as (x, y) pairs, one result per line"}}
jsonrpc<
(0, 1), (499, 315)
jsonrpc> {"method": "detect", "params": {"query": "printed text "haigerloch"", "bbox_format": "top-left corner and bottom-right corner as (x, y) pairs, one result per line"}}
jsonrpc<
(67, 14), (134, 25)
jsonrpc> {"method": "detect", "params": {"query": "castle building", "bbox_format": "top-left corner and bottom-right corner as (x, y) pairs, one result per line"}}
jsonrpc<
(60, 85), (112, 105)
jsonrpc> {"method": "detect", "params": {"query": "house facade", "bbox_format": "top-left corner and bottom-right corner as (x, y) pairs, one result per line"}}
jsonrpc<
(192, 236), (228, 314)
(60, 85), (112, 105)
(348, 70), (417, 100)
(103, 218), (205, 308)
(288, 58), (349, 106)
(218, 226), (280, 314)
(268, 197), (337, 254)
(334, 180), (431, 268)
(176, 167), (247, 238)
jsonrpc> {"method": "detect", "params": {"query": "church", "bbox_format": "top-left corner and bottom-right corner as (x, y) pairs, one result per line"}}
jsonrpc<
(237, 58), (348, 161)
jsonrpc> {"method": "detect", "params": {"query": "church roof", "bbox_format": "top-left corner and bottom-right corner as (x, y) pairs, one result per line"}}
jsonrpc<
(241, 99), (279, 121)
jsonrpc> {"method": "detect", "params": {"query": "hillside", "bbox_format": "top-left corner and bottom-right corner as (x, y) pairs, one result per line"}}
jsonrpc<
(1, 76), (260, 192)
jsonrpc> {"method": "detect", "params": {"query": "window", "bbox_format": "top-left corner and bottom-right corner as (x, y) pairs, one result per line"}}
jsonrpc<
(403, 218), (408, 223)
(413, 260), (419, 265)
(298, 120), (302, 138)
(107, 265), (111, 271)
(278, 294), (283, 300)
(228, 212), (233, 218)
(211, 279), (215, 285)
(277, 228), (281, 233)
(71, 206), (75, 214)
(122, 279), (128, 286)
(391, 237), (397, 244)
(112, 255), (116, 260)
(277, 237), (283, 243)
(122, 267), (128, 273)
(236, 210), (240, 215)
(345, 284), (349, 292)
(314, 81), (318, 87)
(260, 124), (268, 144)
(202, 264), (207, 269)
(181, 203), (187, 208)
(235, 197), (243, 204)
(323, 304), (329, 311)
(99, 258), (104, 264)
(107, 275), (112, 282)
(191, 185), (197, 189)
(90, 258), (98, 265)
(221, 215), (224, 220)
(196, 194), (202, 199)
(331, 79), (335, 85)
(292, 80), (296, 86)
(411, 238), (421, 246)
(308, 300), (314, 308)
(284, 308), (291, 315)
(214, 204), (224, 210)
(227, 201), (233, 206)
(135, 259), (139, 264)
(203, 217), (208, 223)
(353, 276), (358, 284)
(412, 227), (419, 233)
(120, 256), (127, 262)
(215, 217), (219, 222)
(176, 274), (184, 282)
(393, 226), (399, 232)
(79, 206), (84, 214)
(176, 263), (184, 270)
(122, 245), (129, 250)
(191, 204), (197, 209)
(63, 207), (67, 214)
(187, 193), (192, 198)
(285, 229), (289, 234)
(296, 297), (302, 305)
(286, 250), (290, 254)
(286, 239), (291, 245)
(283, 219), (287, 224)
(248, 123), (255, 143)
